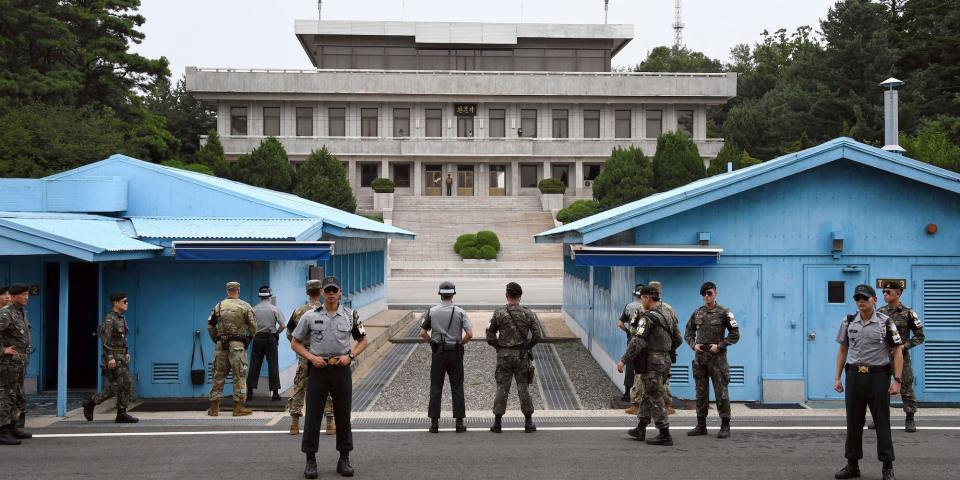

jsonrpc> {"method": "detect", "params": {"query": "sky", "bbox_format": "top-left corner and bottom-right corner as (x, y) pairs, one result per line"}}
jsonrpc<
(131, 0), (841, 79)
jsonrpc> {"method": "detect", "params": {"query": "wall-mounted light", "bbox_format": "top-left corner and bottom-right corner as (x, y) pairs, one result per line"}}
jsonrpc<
(926, 223), (938, 235)
(831, 231), (844, 259)
(698, 232), (710, 246)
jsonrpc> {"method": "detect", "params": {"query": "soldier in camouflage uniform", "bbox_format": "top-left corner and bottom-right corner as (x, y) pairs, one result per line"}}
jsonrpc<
(879, 280), (924, 433)
(684, 281), (740, 439)
(625, 281), (676, 415)
(0, 284), (33, 445)
(82, 292), (139, 423)
(618, 284), (644, 412)
(206, 281), (257, 417)
(617, 285), (682, 446)
(286, 279), (335, 436)
(486, 282), (542, 434)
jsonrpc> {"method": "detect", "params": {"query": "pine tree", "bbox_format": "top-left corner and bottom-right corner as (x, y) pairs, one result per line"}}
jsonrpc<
(591, 146), (656, 209)
(231, 137), (295, 192)
(196, 131), (230, 177)
(653, 132), (706, 191)
(293, 147), (357, 213)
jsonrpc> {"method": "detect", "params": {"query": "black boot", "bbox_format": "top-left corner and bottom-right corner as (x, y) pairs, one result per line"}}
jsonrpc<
(83, 397), (96, 422)
(8, 422), (31, 439)
(303, 454), (318, 479)
(882, 464), (895, 480)
(455, 418), (467, 433)
(272, 390), (281, 401)
(490, 415), (502, 433)
(627, 421), (647, 441)
(337, 452), (354, 477)
(646, 426), (673, 446)
(905, 413), (916, 433)
(247, 388), (254, 400)
(620, 392), (630, 402)
(16, 412), (25, 429)
(717, 417), (730, 439)
(0, 426), (21, 446)
(115, 409), (139, 424)
(687, 416), (707, 436)
(524, 413), (536, 433)
(834, 461), (861, 479)
(429, 418), (439, 433)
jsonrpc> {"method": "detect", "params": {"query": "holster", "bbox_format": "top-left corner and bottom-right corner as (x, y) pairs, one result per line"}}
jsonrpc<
(633, 353), (649, 373)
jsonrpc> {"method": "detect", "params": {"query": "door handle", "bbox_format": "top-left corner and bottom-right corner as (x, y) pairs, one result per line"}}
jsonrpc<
(807, 330), (816, 341)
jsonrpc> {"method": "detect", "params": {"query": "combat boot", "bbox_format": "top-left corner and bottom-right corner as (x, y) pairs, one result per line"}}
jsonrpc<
(115, 409), (139, 424)
(624, 405), (639, 415)
(667, 404), (676, 415)
(524, 413), (536, 433)
(905, 413), (916, 433)
(717, 417), (731, 439)
(337, 452), (355, 477)
(326, 414), (336, 435)
(83, 397), (96, 421)
(687, 416), (708, 436)
(429, 418), (439, 433)
(232, 401), (253, 417)
(882, 465), (895, 480)
(490, 415), (502, 433)
(207, 400), (220, 417)
(304, 454), (318, 479)
(627, 421), (648, 441)
(0, 426), (21, 445)
(290, 415), (301, 435)
(7, 422), (31, 439)
(455, 418), (467, 433)
(17, 412), (25, 429)
(646, 426), (673, 446)
(834, 461), (860, 479)
(272, 390), (281, 401)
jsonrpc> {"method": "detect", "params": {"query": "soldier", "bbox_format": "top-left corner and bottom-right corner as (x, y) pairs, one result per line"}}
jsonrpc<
(486, 282), (542, 434)
(617, 285), (682, 445)
(833, 284), (903, 480)
(878, 281), (924, 433)
(248, 286), (286, 402)
(684, 281), (740, 439)
(0, 283), (33, 445)
(618, 284), (644, 413)
(291, 276), (368, 479)
(625, 281), (677, 416)
(420, 281), (473, 433)
(0, 286), (9, 308)
(286, 280), (335, 436)
(82, 292), (139, 423)
(206, 281), (257, 417)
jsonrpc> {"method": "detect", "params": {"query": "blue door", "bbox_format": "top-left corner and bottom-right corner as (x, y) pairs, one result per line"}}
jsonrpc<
(911, 266), (960, 403)
(805, 264), (867, 400)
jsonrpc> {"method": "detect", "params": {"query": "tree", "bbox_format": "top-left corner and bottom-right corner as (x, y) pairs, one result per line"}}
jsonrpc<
(293, 147), (357, 213)
(591, 146), (656, 209)
(632, 46), (724, 73)
(196, 131), (231, 177)
(653, 132), (706, 190)
(556, 199), (602, 224)
(143, 76), (216, 162)
(161, 159), (214, 176)
(901, 121), (960, 173)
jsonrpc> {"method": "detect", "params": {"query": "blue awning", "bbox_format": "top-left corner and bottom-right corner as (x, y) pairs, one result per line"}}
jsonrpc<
(572, 245), (722, 267)
(172, 241), (333, 261)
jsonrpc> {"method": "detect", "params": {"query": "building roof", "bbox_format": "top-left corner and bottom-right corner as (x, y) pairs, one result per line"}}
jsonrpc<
(535, 137), (960, 245)
(129, 217), (325, 240)
(0, 212), (161, 261)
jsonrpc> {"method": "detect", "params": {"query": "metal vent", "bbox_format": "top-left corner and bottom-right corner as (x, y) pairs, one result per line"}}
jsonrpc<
(923, 341), (960, 391)
(152, 363), (180, 384)
(207, 363), (233, 383)
(729, 365), (745, 385)
(923, 280), (960, 328)
(669, 365), (690, 385)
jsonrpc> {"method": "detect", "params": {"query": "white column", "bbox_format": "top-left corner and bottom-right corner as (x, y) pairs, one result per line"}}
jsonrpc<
(348, 158), (358, 191)
(478, 163), (488, 197)
(542, 160), (552, 179)
(511, 159), (520, 196)
(381, 158), (389, 180)
(413, 159), (422, 196)
(575, 159), (584, 196)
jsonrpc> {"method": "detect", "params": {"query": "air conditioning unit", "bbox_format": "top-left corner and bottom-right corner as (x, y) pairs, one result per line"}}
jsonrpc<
(584, 180), (592, 187)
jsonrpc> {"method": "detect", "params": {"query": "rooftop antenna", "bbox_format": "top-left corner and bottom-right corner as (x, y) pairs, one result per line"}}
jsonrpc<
(880, 77), (906, 154)
(604, 0), (610, 24)
(672, 0), (684, 49)
(317, 0), (322, 20)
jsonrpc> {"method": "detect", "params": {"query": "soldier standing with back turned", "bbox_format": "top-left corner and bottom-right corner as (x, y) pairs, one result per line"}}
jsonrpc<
(618, 284), (644, 413)
(420, 281), (473, 433)
(83, 292), (139, 423)
(206, 281), (257, 417)
(878, 280), (924, 433)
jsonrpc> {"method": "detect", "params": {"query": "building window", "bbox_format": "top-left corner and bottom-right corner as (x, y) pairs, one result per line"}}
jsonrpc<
(230, 107), (248, 136)
(296, 107), (313, 137)
(387, 47), (417, 69)
(457, 117), (474, 137)
(360, 163), (378, 187)
(520, 164), (538, 187)
(583, 109), (600, 138)
(585, 164), (602, 181)
(677, 109), (694, 137)
(545, 49), (576, 71)
(263, 107), (281, 136)
(646, 109), (662, 138)
(520, 109), (537, 138)
(328, 108), (346, 137)
(393, 163), (411, 188)
(425, 108), (442, 137)
(489, 109), (506, 138)
(361, 108), (378, 137)
(615, 109), (631, 139)
(354, 47), (385, 69)
(827, 281), (846, 304)
(552, 109), (569, 138)
(393, 108), (410, 137)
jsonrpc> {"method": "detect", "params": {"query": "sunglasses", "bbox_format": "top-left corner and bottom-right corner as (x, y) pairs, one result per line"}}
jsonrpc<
(702, 291), (716, 297)
(323, 287), (340, 294)
(853, 295), (870, 302)
(121, 299), (129, 304)
(882, 289), (898, 295)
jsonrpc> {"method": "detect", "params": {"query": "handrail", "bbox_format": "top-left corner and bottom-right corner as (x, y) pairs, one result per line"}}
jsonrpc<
(191, 67), (730, 78)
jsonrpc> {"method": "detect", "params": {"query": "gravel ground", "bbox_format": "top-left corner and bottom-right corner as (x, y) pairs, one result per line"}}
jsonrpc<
(552, 341), (621, 410)
(371, 342), (545, 412)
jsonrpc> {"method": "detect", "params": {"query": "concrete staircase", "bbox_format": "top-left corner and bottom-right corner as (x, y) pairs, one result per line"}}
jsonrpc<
(389, 195), (562, 277)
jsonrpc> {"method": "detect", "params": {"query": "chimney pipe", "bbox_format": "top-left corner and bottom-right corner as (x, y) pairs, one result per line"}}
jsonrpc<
(880, 77), (906, 154)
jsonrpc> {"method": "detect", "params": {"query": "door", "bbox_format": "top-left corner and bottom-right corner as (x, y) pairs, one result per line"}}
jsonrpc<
(457, 165), (474, 196)
(425, 166), (442, 196)
(805, 265), (867, 400)
(457, 117), (474, 137)
(911, 266), (960, 403)
(489, 165), (506, 196)
(551, 165), (570, 192)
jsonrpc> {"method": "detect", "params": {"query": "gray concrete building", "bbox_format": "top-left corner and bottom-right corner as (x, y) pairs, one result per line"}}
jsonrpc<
(185, 20), (737, 205)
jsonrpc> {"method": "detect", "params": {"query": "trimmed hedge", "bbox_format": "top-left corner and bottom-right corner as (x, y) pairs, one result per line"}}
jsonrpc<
(454, 233), (478, 254)
(556, 199), (602, 224)
(455, 230), (500, 259)
(537, 178), (566, 194)
(460, 246), (480, 259)
(476, 230), (501, 252)
(479, 245), (497, 260)
(370, 177), (395, 193)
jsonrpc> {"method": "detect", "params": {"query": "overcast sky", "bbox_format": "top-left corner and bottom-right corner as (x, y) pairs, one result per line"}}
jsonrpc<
(132, 0), (840, 79)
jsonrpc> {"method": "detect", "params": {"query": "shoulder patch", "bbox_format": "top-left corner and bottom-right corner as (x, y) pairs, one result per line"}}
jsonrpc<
(727, 311), (738, 328)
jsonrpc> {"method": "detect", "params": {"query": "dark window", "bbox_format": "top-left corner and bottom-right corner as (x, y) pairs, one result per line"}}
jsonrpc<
(480, 50), (513, 71)
(585, 164), (602, 181)
(828, 281), (845, 304)
(230, 107), (248, 136)
(520, 109), (537, 138)
(552, 109), (569, 138)
(425, 108), (442, 137)
(457, 116), (474, 137)
(386, 47), (417, 69)
(677, 109), (694, 137)
(489, 109), (506, 137)
(361, 108), (378, 137)
(545, 49), (576, 71)
(321, 46), (352, 69)
(520, 164), (538, 187)
(360, 163), (378, 187)
(355, 47), (385, 69)
(646, 109), (662, 138)
(455, 50), (476, 70)
(615, 109), (631, 139)
(328, 108), (345, 136)
(263, 107), (280, 136)
(393, 164), (411, 188)
(515, 48), (545, 71)
(296, 107), (313, 137)
(419, 49), (450, 70)
(393, 108), (410, 137)
(583, 109), (600, 138)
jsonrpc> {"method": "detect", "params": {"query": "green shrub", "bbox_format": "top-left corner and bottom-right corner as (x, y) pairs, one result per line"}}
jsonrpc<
(556, 199), (602, 224)
(454, 233), (478, 254)
(537, 178), (566, 194)
(370, 177), (395, 193)
(476, 230), (501, 252)
(460, 246), (480, 259)
(479, 245), (498, 259)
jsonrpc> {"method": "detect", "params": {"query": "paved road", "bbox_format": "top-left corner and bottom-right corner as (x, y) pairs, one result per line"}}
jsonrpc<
(4, 417), (958, 479)
(388, 276), (562, 306)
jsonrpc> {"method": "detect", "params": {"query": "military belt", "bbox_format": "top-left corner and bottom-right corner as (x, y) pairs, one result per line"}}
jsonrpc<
(845, 364), (890, 374)
(499, 345), (526, 350)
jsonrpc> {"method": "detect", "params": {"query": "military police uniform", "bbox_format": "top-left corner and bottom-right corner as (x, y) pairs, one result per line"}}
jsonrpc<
(83, 292), (138, 423)
(248, 286), (286, 400)
(421, 281), (473, 432)
(684, 281), (740, 438)
(878, 280), (924, 432)
(618, 285), (644, 406)
(206, 281), (257, 416)
(486, 282), (542, 433)
(286, 279), (331, 435)
(0, 284), (32, 445)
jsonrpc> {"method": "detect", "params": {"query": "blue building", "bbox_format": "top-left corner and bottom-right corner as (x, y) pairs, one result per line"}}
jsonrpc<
(0, 155), (413, 415)
(536, 138), (960, 404)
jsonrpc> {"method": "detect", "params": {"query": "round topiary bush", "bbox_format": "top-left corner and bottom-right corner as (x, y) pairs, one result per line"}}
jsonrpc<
(479, 245), (498, 260)
(460, 246), (480, 259)
(556, 199), (602, 224)
(538, 178), (566, 194)
(370, 177), (395, 193)
(476, 230), (501, 252)
(454, 233), (478, 254)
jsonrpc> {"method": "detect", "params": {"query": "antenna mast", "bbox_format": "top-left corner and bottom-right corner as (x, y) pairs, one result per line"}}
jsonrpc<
(318, 0), (322, 21)
(604, 0), (609, 24)
(672, 0), (684, 49)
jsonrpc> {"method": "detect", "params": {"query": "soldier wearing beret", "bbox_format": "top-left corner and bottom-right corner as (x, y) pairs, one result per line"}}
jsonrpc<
(286, 279), (335, 436)
(878, 280), (924, 433)
(420, 281), (473, 433)
(206, 281), (257, 417)
(0, 283), (32, 445)
(83, 292), (138, 423)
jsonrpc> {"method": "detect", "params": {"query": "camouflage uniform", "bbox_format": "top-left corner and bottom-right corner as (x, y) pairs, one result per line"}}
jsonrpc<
(486, 305), (542, 416)
(878, 302), (924, 414)
(287, 301), (333, 418)
(207, 298), (257, 402)
(684, 303), (740, 419)
(0, 304), (30, 427)
(622, 305), (682, 429)
(629, 302), (676, 408)
(90, 311), (133, 409)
